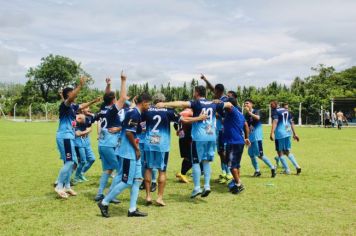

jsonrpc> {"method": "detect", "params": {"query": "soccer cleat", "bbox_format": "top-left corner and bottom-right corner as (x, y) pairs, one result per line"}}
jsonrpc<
(253, 171), (261, 177)
(238, 184), (245, 192)
(176, 172), (182, 178)
(150, 183), (157, 192)
(225, 174), (233, 181)
(127, 208), (148, 217)
(79, 175), (89, 182)
(218, 173), (226, 182)
(65, 188), (77, 196)
(94, 194), (105, 202)
(219, 178), (227, 184)
(110, 198), (121, 204)
(179, 174), (190, 183)
(296, 168), (302, 175)
(190, 189), (202, 198)
(139, 182), (145, 190)
(271, 168), (277, 178)
(227, 180), (236, 192)
(230, 185), (240, 194)
(201, 188), (211, 198)
(98, 201), (110, 218)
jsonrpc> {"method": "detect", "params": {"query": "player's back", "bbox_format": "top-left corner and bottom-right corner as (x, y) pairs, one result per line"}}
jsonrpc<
(190, 98), (224, 142)
(97, 103), (123, 147)
(143, 106), (178, 152)
(273, 108), (293, 139)
(57, 102), (79, 139)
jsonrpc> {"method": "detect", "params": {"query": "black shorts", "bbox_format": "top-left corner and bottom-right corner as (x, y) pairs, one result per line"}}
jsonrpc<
(179, 137), (192, 159)
(226, 144), (244, 169)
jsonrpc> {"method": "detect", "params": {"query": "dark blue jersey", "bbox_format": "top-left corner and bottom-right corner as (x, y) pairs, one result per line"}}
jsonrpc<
(245, 109), (263, 142)
(142, 106), (180, 152)
(56, 102), (79, 139)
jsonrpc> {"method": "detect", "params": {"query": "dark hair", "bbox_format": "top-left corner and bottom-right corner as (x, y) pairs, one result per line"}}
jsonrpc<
(62, 87), (74, 100)
(227, 90), (237, 99)
(136, 93), (152, 104)
(194, 85), (206, 97)
(270, 99), (278, 104)
(215, 84), (225, 93)
(103, 91), (116, 105)
(244, 99), (254, 104)
(227, 97), (238, 107)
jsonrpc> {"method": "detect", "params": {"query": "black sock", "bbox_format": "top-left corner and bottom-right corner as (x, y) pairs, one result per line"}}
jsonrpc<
(181, 159), (192, 175)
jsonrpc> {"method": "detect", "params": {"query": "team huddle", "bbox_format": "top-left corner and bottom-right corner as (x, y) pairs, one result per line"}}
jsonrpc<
(54, 72), (302, 218)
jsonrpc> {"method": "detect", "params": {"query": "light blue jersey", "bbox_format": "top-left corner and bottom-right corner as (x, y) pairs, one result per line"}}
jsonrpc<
(142, 106), (180, 152)
(189, 98), (224, 142)
(245, 109), (263, 142)
(97, 103), (124, 147)
(272, 108), (293, 139)
(56, 102), (80, 140)
(116, 107), (141, 160)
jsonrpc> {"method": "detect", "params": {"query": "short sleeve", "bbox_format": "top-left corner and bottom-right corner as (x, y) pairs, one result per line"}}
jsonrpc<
(125, 111), (140, 133)
(168, 109), (180, 123)
(189, 100), (197, 110)
(272, 109), (278, 120)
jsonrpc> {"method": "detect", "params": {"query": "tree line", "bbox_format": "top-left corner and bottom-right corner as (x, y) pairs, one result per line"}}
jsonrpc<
(0, 54), (355, 123)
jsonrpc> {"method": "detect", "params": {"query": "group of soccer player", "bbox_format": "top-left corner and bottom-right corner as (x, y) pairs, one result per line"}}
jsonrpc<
(54, 72), (302, 218)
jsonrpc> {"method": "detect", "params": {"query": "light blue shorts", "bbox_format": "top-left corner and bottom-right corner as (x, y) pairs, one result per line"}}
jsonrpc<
(248, 140), (264, 157)
(275, 137), (291, 152)
(191, 141), (216, 164)
(145, 151), (169, 171)
(56, 138), (77, 163)
(117, 156), (143, 185)
(99, 146), (119, 171)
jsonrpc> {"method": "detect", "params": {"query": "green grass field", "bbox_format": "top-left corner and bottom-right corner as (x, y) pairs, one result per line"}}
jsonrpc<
(0, 120), (355, 236)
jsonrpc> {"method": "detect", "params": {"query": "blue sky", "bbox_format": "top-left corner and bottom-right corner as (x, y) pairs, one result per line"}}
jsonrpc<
(0, 0), (355, 90)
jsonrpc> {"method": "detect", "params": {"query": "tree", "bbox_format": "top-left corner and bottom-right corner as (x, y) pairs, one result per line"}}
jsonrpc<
(25, 54), (92, 103)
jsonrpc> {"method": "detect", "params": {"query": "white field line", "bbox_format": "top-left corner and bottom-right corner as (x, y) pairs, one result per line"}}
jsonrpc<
(0, 188), (97, 207)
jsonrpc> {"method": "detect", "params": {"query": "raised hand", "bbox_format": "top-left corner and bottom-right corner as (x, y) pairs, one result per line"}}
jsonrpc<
(121, 70), (127, 81)
(200, 73), (206, 81)
(105, 77), (111, 85)
(79, 76), (88, 86)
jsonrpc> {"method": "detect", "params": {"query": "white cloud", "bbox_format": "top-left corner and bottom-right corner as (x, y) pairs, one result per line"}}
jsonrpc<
(0, 0), (355, 89)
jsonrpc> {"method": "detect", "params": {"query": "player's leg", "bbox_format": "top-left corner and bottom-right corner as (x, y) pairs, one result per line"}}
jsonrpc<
(275, 139), (290, 174)
(201, 141), (215, 197)
(74, 147), (86, 183)
(257, 141), (276, 177)
(190, 141), (202, 198)
(139, 143), (146, 190)
(81, 145), (96, 178)
(177, 137), (192, 183)
(217, 131), (227, 182)
(128, 159), (147, 217)
(95, 146), (117, 201)
(285, 137), (302, 175)
(228, 144), (245, 194)
(144, 168), (153, 204)
(151, 168), (158, 192)
(156, 152), (168, 206)
(248, 141), (261, 176)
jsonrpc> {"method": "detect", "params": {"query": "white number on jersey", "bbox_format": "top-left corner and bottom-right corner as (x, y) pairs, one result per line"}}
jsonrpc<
(152, 115), (161, 132)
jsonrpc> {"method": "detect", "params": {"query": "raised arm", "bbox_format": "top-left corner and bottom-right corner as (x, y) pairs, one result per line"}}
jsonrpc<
(156, 101), (190, 109)
(200, 74), (215, 93)
(116, 71), (127, 109)
(79, 97), (102, 110)
(105, 77), (111, 94)
(64, 77), (86, 106)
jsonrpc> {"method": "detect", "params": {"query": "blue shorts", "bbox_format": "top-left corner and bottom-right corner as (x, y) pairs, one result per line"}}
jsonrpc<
(216, 130), (226, 153)
(56, 138), (77, 163)
(275, 137), (291, 152)
(99, 146), (119, 171)
(226, 143), (244, 169)
(75, 145), (96, 164)
(145, 151), (169, 171)
(117, 156), (143, 185)
(248, 140), (264, 157)
(191, 141), (216, 164)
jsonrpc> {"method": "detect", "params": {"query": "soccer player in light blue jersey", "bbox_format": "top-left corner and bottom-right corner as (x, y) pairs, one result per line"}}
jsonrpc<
(200, 74), (233, 184)
(73, 107), (97, 184)
(143, 93), (207, 206)
(244, 99), (276, 178)
(138, 121), (158, 192)
(270, 101), (301, 175)
(98, 93), (152, 218)
(156, 85), (230, 199)
(55, 77), (100, 199)
(94, 73), (127, 202)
